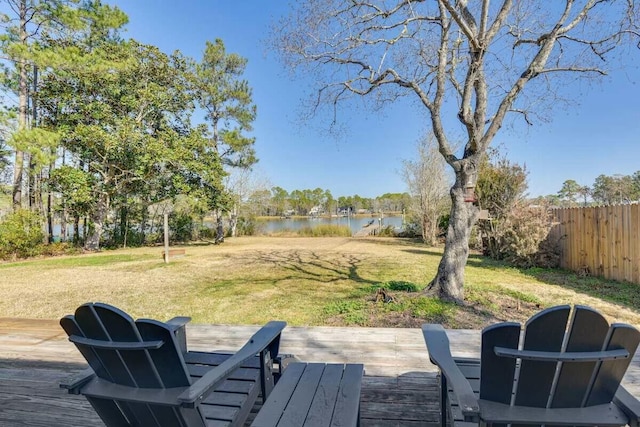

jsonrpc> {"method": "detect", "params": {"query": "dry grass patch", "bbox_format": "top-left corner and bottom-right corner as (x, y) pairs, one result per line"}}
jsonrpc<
(1, 236), (638, 328)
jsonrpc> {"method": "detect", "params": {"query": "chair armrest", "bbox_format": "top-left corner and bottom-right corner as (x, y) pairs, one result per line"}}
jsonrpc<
(166, 316), (191, 352)
(422, 324), (480, 417)
(179, 320), (287, 408)
(166, 316), (191, 331)
(68, 335), (164, 350)
(60, 368), (95, 394)
(495, 346), (629, 362)
(614, 385), (640, 427)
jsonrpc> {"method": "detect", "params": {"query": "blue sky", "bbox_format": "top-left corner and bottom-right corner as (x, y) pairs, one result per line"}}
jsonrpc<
(108, 1), (640, 199)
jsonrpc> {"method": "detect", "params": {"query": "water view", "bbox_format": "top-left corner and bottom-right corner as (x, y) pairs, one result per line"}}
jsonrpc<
(257, 215), (404, 234)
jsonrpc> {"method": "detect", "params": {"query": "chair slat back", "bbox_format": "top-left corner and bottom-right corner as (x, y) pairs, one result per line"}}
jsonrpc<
(481, 305), (640, 412)
(514, 305), (570, 407)
(587, 323), (640, 406)
(551, 305), (610, 408)
(480, 322), (520, 404)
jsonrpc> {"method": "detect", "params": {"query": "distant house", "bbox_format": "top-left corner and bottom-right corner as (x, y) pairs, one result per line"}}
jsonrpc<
(308, 205), (323, 216)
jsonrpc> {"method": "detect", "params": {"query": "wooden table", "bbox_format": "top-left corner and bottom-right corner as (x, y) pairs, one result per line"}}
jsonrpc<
(252, 362), (364, 427)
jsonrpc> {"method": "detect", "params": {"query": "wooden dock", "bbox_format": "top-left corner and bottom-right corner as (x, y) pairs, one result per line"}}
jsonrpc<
(354, 220), (381, 237)
(1, 318), (639, 426)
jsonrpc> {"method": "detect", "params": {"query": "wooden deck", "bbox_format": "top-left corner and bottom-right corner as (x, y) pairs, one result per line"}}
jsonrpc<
(1, 317), (639, 426)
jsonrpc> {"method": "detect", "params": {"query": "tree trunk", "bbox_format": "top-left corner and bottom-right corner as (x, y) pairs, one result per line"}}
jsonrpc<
(73, 215), (79, 245)
(47, 167), (53, 243)
(119, 206), (127, 247)
(140, 202), (148, 244)
(12, 0), (28, 211)
(427, 170), (479, 304)
(215, 209), (224, 244)
(229, 203), (238, 237)
(85, 192), (109, 251)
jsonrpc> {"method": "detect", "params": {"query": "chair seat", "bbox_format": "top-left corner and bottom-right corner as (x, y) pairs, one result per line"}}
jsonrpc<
(186, 351), (262, 427)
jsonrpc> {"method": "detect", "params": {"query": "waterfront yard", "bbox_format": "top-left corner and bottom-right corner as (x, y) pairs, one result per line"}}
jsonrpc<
(1, 236), (638, 328)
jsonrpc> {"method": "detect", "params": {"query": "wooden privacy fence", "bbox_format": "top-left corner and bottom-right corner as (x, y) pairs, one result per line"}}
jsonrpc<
(549, 204), (640, 284)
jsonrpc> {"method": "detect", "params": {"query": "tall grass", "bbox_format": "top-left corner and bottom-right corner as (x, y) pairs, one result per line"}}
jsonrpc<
(296, 224), (352, 237)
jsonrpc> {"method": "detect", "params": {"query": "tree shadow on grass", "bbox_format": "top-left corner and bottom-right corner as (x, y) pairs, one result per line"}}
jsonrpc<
(518, 267), (640, 312)
(352, 237), (426, 247)
(236, 249), (379, 287)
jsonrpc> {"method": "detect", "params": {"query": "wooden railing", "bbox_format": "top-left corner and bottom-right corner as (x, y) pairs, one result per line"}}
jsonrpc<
(549, 204), (640, 284)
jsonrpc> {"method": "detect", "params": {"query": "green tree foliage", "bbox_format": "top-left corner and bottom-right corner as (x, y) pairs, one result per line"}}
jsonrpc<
(592, 173), (638, 205)
(0, 136), (10, 179)
(48, 165), (92, 221)
(40, 41), (194, 249)
(0, 0), (127, 210)
(270, 186), (289, 216)
(38, 21), (224, 250)
(557, 179), (582, 207)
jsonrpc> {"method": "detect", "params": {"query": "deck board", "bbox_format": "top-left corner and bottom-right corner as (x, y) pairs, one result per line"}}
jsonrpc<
(1, 318), (639, 426)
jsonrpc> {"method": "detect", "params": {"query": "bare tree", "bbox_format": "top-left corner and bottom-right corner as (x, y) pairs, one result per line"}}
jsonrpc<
(402, 134), (450, 246)
(225, 167), (271, 237)
(273, 0), (639, 303)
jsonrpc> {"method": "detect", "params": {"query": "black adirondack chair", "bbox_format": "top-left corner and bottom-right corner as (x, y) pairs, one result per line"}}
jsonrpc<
(423, 305), (640, 427)
(60, 302), (288, 427)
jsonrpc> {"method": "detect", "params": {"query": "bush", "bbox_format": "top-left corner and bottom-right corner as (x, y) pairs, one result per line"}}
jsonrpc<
(377, 225), (397, 237)
(169, 213), (194, 242)
(40, 242), (81, 257)
(0, 209), (45, 259)
(235, 216), (263, 236)
(384, 280), (420, 292)
(488, 203), (560, 268)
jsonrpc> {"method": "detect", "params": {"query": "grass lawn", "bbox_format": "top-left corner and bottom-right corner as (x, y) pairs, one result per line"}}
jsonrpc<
(1, 236), (638, 328)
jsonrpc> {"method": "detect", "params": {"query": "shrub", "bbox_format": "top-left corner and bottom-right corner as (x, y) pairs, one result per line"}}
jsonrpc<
(235, 216), (263, 236)
(489, 203), (560, 268)
(0, 209), (45, 259)
(40, 242), (81, 257)
(377, 225), (397, 237)
(169, 213), (194, 242)
(384, 280), (420, 292)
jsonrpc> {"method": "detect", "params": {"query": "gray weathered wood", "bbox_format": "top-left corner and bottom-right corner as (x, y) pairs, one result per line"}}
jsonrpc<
(331, 363), (364, 427)
(494, 347), (629, 362)
(478, 399), (628, 426)
(422, 324), (479, 419)
(479, 322), (519, 405)
(552, 305), (610, 408)
(2, 317), (638, 426)
(588, 323), (640, 406)
(514, 304), (570, 408)
(251, 363), (363, 427)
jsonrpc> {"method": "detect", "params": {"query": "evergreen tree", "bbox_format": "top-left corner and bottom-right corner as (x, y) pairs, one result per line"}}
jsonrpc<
(192, 39), (257, 243)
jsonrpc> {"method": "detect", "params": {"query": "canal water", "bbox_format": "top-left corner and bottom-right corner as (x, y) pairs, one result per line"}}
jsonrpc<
(258, 215), (403, 234)
(51, 215), (405, 239)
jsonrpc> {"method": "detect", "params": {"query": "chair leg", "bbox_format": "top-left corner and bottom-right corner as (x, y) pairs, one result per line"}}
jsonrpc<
(440, 373), (448, 427)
